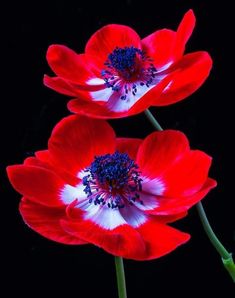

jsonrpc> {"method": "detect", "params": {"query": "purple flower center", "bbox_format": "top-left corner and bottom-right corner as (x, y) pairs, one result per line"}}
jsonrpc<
(82, 151), (143, 209)
(101, 46), (157, 100)
(108, 47), (142, 73)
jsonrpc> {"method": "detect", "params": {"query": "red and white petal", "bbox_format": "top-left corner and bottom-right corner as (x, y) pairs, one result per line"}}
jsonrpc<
(43, 75), (79, 97)
(136, 218), (190, 260)
(24, 152), (80, 187)
(63, 190), (128, 230)
(61, 218), (146, 259)
(133, 177), (165, 212)
(7, 165), (65, 207)
(125, 72), (177, 116)
(89, 86), (115, 102)
(116, 138), (142, 160)
(85, 24), (141, 62)
(136, 130), (189, 179)
(86, 77), (106, 86)
(162, 150), (212, 197)
(20, 198), (86, 245)
(147, 178), (217, 215)
(46, 45), (102, 83)
(48, 115), (116, 176)
(105, 82), (157, 113)
(153, 51), (212, 106)
(89, 80), (156, 113)
(60, 183), (87, 205)
(44, 75), (104, 96)
(69, 195), (146, 229)
(130, 177), (165, 212)
(141, 176), (165, 195)
(84, 206), (127, 229)
(132, 191), (159, 212)
(68, 97), (128, 119)
(67, 74), (174, 118)
(108, 72), (175, 114)
(119, 204), (147, 228)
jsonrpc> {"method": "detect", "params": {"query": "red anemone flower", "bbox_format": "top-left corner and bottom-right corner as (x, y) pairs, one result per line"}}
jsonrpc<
(7, 116), (216, 260)
(44, 10), (212, 119)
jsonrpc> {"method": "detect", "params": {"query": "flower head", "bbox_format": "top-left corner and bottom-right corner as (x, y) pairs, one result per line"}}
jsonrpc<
(7, 116), (216, 260)
(44, 10), (212, 118)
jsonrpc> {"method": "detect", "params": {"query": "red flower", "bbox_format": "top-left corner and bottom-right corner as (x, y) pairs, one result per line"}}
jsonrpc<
(7, 116), (216, 260)
(44, 10), (212, 119)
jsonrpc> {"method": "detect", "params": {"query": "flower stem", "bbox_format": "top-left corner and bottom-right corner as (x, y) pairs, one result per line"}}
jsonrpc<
(144, 108), (235, 282)
(196, 202), (235, 282)
(115, 256), (127, 298)
(144, 109), (163, 131)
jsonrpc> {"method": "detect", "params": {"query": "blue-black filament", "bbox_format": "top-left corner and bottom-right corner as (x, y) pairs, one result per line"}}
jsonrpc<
(82, 151), (143, 209)
(108, 47), (142, 72)
(101, 46), (157, 99)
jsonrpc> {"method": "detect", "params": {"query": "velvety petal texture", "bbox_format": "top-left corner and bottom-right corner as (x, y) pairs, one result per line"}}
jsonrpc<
(44, 10), (212, 119)
(7, 116), (216, 260)
(20, 198), (86, 244)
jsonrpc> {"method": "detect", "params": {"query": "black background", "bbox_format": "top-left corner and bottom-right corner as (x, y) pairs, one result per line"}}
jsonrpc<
(1, 0), (235, 296)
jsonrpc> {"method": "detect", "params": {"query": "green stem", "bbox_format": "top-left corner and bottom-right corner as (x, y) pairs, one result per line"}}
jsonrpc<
(144, 108), (235, 282)
(144, 109), (163, 131)
(196, 202), (230, 258)
(115, 256), (127, 298)
(196, 202), (235, 282)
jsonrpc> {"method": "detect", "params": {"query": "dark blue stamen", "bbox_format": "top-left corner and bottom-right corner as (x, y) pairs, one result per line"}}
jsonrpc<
(82, 151), (143, 209)
(101, 46), (158, 101)
(108, 47), (142, 72)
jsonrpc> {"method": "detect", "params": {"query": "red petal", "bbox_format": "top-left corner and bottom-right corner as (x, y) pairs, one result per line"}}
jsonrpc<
(48, 115), (116, 176)
(126, 72), (177, 116)
(136, 130), (189, 179)
(43, 75), (78, 97)
(46, 45), (101, 83)
(69, 94), (143, 118)
(35, 150), (51, 163)
(68, 71), (174, 118)
(24, 150), (52, 168)
(141, 10), (195, 68)
(85, 24), (141, 62)
(68, 96), (146, 119)
(162, 150), (213, 197)
(24, 152), (80, 187)
(116, 138), (142, 160)
(61, 219), (146, 259)
(153, 51), (212, 106)
(155, 212), (188, 224)
(23, 156), (50, 168)
(67, 97), (124, 119)
(7, 165), (65, 207)
(20, 198), (86, 245)
(175, 9), (196, 57)
(44, 75), (103, 98)
(136, 218), (190, 260)
(148, 178), (217, 215)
